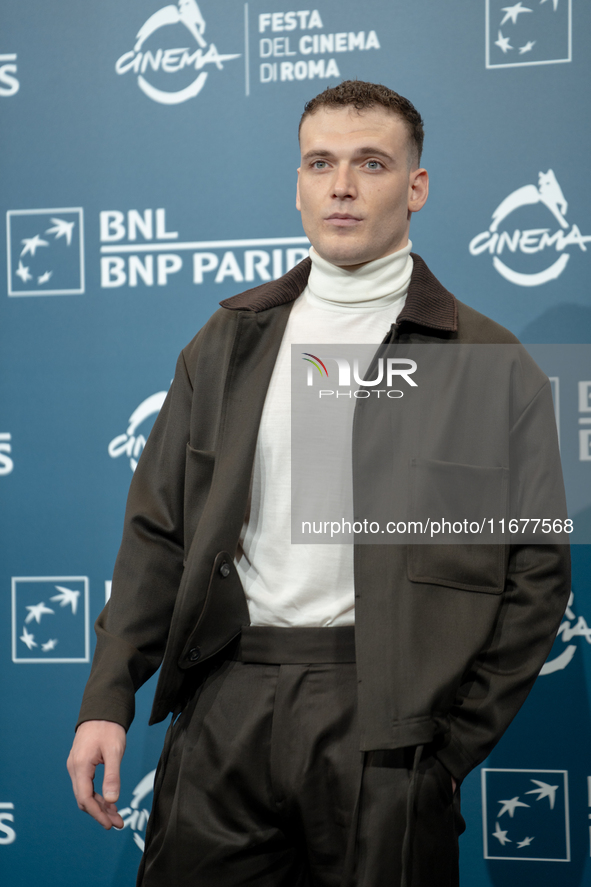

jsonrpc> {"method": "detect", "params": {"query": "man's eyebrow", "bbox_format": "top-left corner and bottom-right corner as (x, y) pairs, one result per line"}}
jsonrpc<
(301, 147), (395, 162)
(353, 147), (395, 161)
(301, 149), (334, 162)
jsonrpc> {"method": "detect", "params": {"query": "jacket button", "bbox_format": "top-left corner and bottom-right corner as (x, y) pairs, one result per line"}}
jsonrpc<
(187, 647), (201, 662)
(219, 562), (231, 578)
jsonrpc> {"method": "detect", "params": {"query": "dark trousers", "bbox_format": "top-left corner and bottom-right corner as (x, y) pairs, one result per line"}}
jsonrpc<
(138, 627), (464, 887)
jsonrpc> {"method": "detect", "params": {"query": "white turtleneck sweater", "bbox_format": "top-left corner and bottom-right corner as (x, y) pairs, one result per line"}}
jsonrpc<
(234, 241), (413, 626)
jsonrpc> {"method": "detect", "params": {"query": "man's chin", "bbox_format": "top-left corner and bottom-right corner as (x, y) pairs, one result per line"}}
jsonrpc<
(312, 243), (376, 269)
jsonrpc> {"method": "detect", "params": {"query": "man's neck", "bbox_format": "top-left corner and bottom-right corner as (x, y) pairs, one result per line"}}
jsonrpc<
(306, 240), (413, 311)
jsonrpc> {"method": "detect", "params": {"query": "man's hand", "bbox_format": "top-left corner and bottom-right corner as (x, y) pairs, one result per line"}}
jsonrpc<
(67, 720), (126, 830)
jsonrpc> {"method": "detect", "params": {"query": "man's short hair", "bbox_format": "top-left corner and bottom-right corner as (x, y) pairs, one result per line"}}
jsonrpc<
(299, 80), (424, 165)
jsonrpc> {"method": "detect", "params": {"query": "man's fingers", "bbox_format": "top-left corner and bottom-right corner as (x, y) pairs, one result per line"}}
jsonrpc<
(103, 799), (125, 830)
(67, 751), (98, 816)
(75, 790), (115, 829)
(66, 720), (126, 829)
(102, 751), (122, 803)
(91, 793), (125, 830)
(71, 763), (113, 829)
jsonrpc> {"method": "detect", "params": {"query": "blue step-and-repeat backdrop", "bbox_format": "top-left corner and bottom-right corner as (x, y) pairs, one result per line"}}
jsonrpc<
(1, 1), (590, 885)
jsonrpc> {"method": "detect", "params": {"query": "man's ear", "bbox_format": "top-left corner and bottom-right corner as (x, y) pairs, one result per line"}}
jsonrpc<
(296, 167), (301, 211)
(408, 168), (429, 214)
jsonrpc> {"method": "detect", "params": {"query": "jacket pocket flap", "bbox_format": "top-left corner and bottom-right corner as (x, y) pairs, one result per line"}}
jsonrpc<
(407, 459), (508, 593)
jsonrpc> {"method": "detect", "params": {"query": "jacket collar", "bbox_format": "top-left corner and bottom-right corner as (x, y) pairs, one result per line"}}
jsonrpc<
(220, 252), (458, 332)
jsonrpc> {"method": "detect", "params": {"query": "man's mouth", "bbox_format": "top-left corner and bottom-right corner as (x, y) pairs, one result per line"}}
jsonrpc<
(325, 213), (363, 227)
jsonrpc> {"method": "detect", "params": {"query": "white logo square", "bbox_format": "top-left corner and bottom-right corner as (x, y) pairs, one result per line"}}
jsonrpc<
(11, 576), (90, 663)
(6, 208), (85, 296)
(486, 0), (572, 69)
(481, 768), (570, 861)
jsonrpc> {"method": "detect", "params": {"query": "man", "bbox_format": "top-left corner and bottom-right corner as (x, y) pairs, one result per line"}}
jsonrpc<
(68, 81), (570, 886)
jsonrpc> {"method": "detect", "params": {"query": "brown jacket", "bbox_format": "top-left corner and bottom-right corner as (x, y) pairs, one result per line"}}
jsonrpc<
(78, 254), (570, 782)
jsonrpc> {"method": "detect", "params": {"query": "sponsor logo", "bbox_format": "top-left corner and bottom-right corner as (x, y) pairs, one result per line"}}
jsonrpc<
(540, 592), (591, 674)
(108, 391), (168, 472)
(99, 207), (309, 290)
(0, 803), (16, 845)
(469, 170), (591, 286)
(257, 9), (380, 85)
(0, 433), (13, 476)
(0, 54), (19, 96)
(486, 0), (572, 68)
(579, 381), (591, 461)
(6, 208), (84, 297)
(115, 1), (240, 105)
(481, 769), (570, 861)
(11, 576), (90, 663)
(119, 770), (156, 851)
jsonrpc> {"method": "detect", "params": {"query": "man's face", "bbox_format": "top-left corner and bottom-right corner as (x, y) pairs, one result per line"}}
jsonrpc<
(296, 106), (429, 269)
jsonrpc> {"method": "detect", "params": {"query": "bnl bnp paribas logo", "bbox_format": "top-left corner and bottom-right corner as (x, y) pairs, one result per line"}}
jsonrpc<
(6, 208), (84, 297)
(482, 769), (570, 861)
(469, 170), (591, 286)
(100, 207), (309, 290)
(11, 577), (90, 663)
(486, 0), (572, 68)
(115, 1), (241, 104)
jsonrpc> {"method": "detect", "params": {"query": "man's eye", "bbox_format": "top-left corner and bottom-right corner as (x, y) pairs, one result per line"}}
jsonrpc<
(366, 160), (382, 170)
(313, 161), (327, 169)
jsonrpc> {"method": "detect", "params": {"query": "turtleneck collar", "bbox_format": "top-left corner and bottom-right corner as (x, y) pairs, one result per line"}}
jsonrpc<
(305, 240), (413, 312)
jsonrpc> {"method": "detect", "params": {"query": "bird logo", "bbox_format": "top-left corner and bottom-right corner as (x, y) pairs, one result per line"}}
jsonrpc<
(12, 577), (89, 663)
(488, 0), (570, 67)
(50, 585), (80, 615)
(115, 1), (241, 106)
(19, 626), (37, 650)
(25, 602), (55, 624)
(20, 234), (49, 257)
(492, 821), (511, 845)
(525, 780), (559, 809)
(497, 796), (530, 817)
(15, 260), (32, 283)
(7, 209), (84, 297)
(483, 769), (569, 861)
(45, 217), (75, 245)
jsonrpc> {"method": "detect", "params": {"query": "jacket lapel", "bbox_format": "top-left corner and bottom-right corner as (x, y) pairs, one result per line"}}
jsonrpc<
(210, 304), (295, 551)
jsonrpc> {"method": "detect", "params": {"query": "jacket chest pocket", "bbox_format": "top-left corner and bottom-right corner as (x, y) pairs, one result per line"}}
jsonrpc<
(407, 459), (509, 594)
(183, 445), (215, 558)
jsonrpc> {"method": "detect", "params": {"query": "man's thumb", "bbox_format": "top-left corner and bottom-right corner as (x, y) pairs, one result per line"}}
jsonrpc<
(103, 763), (120, 802)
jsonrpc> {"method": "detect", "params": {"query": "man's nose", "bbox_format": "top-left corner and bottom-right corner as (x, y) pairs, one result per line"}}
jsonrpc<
(332, 164), (356, 200)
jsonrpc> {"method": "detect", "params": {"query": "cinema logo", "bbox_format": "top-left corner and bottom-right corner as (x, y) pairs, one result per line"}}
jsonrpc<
(99, 207), (309, 289)
(303, 352), (417, 399)
(108, 391), (168, 472)
(119, 770), (156, 852)
(115, 0), (240, 105)
(469, 170), (591, 286)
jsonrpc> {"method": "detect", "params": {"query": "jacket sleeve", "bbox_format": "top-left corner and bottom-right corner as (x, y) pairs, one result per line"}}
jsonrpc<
(437, 381), (571, 781)
(76, 348), (195, 731)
